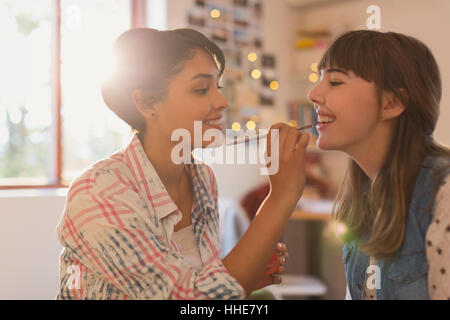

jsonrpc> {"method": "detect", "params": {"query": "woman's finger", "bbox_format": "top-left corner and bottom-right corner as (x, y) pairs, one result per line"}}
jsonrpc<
(276, 265), (284, 275)
(266, 123), (285, 159)
(283, 126), (301, 152)
(264, 263), (279, 276)
(276, 242), (287, 253)
(276, 243), (285, 253)
(295, 132), (310, 155)
(278, 251), (288, 261)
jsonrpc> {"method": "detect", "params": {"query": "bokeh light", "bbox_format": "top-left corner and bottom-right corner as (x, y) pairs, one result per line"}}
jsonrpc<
(247, 52), (258, 62)
(210, 9), (221, 18)
(269, 80), (279, 90)
(309, 73), (319, 83)
(246, 120), (256, 130)
(251, 69), (262, 79)
(232, 122), (241, 131)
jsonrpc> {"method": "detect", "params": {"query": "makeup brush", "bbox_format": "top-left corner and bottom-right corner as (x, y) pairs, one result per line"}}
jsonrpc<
(225, 124), (313, 145)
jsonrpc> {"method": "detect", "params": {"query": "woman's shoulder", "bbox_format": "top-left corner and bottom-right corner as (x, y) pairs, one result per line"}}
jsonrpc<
(434, 175), (450, 214)
(428, 166), (450, 227)
(423, 154), (450, 172)
(418, 154), (450, 189)
(67, 150), (136, 198)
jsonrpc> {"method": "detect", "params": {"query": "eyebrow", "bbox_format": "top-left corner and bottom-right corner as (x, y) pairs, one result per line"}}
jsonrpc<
(322, 68), (349, 76)
(191, 73), (213, 81)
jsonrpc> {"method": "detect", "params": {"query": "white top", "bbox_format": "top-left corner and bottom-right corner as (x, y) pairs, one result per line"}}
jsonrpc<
(425, 175), (450, 299)
(172, 224), (204, 272)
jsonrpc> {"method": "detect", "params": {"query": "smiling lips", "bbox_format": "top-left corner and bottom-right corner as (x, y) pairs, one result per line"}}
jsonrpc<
(316, 112), (336, 131)
(204, 118), (223, 126)
(317, 115), (336, 124)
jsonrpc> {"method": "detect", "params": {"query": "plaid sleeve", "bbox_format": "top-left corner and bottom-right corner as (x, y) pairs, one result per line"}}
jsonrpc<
(58, 168), (245, 300)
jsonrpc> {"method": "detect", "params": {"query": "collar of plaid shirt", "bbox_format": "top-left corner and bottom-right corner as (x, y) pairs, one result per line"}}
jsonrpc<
(126, 133), (216, 222)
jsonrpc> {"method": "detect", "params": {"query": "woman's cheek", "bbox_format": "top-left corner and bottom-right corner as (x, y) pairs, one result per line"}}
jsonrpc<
(337, 115), (376, 151)
(316, 118), (354, 151)
(316, 126), (339, 150)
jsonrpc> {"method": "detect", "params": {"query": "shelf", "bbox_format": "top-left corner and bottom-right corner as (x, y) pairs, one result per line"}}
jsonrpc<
(294, 48), (326, 75)
(265, 274), (327, 299)
(290, 198), (333, 221)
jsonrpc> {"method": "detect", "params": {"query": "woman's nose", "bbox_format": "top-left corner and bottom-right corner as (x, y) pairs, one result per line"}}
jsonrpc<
(213, 89), (228, 110)
(307, 85), (323, 106)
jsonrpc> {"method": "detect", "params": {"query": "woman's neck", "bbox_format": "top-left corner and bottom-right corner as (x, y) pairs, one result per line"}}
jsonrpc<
(139, 129), (186, 190)
(344, 122), (394, 183)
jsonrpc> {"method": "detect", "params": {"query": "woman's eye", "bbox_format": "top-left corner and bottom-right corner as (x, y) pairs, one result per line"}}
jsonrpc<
(330, 81), (343, 87)
(195, 88), (209, 95)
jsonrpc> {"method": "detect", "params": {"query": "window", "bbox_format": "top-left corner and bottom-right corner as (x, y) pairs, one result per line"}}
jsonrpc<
(0, 0), (53, 186)
(61, 0), (132, 183)
(0, 0), (149, 188)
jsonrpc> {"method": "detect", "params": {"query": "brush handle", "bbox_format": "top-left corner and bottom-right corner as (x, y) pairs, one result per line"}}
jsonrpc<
(225, 124), (313, 145)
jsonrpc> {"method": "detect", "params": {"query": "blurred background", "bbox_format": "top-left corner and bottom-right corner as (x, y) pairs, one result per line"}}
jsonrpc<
(0, 0), (449, 299)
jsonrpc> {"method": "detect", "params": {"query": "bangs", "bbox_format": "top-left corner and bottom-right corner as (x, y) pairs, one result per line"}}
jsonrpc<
(318, 30), (385, 85)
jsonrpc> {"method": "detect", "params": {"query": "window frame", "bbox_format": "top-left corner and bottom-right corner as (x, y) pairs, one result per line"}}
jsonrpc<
(0, 0), (147, 190)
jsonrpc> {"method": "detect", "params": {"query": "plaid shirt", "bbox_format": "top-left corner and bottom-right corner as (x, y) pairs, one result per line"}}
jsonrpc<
(56, 134), (245, 300)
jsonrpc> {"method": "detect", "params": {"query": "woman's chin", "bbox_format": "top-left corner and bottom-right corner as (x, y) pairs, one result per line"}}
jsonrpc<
(316, 136), (339, 151)
(201, 135), (224, 149)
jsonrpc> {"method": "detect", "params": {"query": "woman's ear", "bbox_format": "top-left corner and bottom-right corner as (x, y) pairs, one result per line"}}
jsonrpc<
(132, 89), (158, 120)
(380, 89), (407, 121)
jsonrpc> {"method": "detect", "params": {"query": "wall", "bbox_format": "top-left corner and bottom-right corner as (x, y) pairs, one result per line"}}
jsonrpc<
(0, 190), (65, 299)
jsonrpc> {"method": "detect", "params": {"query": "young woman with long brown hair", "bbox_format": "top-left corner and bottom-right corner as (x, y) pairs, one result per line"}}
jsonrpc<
(308, 30), (450, 300)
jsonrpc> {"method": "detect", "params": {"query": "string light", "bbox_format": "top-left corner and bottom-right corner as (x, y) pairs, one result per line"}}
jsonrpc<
(246, 120), (256, 130)
(251, 69), (262, 79)
(269, 80), (279, 90)
(210, 9), (221, 18)
(309, 73), (319, 83)
(288, 120), (298, 127)
(247, 52), (258, 62)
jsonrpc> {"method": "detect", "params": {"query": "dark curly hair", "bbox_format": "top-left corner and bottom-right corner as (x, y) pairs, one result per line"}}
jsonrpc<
(101, 28), (225, 134)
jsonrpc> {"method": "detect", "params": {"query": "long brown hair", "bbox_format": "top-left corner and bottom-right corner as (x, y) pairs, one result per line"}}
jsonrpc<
(319, 30), (450, 259)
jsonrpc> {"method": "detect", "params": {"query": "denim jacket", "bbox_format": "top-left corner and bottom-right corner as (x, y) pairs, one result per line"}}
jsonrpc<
(343, 155), (450, 300)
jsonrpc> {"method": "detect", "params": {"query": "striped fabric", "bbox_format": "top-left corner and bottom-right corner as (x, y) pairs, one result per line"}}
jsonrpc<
(56, 134), (245, 300)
